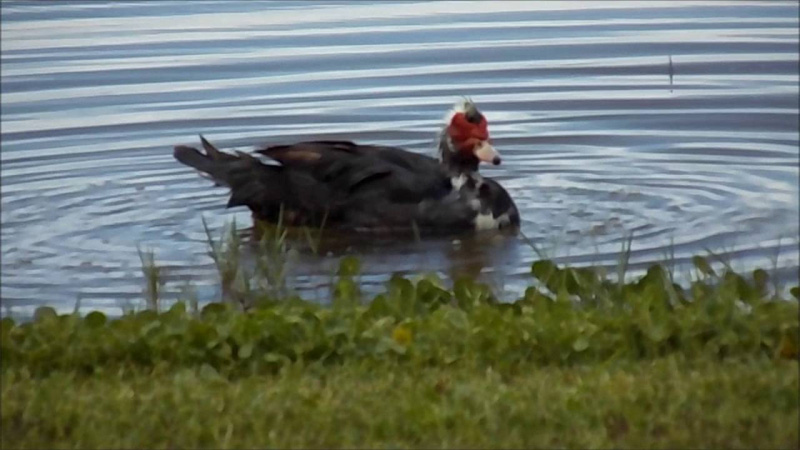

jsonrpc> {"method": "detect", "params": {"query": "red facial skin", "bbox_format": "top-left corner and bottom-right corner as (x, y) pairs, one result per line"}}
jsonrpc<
(447, 112), (489, 154)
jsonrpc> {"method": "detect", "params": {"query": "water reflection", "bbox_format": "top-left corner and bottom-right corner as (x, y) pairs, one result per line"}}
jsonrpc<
(236, 224), (525, 300)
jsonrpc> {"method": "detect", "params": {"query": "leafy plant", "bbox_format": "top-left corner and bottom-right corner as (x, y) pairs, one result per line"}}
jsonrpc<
(2, 255), (797, 378)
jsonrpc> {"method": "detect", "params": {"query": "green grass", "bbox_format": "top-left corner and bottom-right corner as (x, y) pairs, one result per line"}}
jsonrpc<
(2, 357), (796, 449)
(2, 224), (798, 449)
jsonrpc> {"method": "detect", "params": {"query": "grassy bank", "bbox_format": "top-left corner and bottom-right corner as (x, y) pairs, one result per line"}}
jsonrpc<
(2, 225), (798, 448)
(3, 357), (797, 449)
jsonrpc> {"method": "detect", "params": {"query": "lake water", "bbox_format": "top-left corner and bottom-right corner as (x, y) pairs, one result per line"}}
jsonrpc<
(2, 0), (798, 316)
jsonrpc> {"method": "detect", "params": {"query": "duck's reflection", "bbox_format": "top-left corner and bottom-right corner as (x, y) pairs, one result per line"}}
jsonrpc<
(444, 232), (520, 281)
(237, 223), (523, 299)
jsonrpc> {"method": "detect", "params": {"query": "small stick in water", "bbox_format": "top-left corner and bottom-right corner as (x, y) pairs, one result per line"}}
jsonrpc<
(668, 54), (674, 93)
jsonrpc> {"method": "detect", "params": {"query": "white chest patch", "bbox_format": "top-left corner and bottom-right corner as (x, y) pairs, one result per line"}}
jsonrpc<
(450, 174), (469, 191)
(450, 173), (483, 192)
(473, 212), (511, 231)
(474, 212), (498, 230)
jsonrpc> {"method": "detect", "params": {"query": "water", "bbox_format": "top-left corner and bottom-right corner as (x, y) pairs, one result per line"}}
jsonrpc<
(2, 1), (798, 317)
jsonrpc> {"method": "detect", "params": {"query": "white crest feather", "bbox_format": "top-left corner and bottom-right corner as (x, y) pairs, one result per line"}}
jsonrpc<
(443, 97), (477, 124)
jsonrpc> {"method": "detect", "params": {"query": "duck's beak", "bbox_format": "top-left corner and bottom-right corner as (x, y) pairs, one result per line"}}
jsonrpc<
(474, 140), (501, 165)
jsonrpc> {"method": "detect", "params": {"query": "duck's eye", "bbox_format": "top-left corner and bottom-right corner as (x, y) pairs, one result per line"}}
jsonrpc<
(464, 108), (483, 124)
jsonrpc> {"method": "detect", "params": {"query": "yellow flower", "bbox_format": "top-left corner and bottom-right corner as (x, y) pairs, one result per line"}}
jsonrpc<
(392, 325), (412, 346)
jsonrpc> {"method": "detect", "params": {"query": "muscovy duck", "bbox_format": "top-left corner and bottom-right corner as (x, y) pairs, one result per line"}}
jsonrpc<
(174, 99), (519, 234)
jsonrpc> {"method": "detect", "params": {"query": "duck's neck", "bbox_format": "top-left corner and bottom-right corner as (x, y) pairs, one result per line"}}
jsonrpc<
(438, 135), (479, 175)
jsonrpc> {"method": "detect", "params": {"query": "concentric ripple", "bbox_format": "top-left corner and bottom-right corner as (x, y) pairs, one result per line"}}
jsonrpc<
(2, 1), (798, 316)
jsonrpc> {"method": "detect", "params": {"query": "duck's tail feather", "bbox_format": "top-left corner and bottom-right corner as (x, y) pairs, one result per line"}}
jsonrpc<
(174, 135), (298, 221)
(174, 135), (245, 187)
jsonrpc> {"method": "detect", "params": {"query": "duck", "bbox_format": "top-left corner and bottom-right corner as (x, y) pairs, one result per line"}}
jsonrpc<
(174, 99), (519, 235)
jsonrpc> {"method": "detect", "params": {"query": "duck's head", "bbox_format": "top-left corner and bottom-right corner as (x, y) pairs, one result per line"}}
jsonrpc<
(439, 99), (500, 172)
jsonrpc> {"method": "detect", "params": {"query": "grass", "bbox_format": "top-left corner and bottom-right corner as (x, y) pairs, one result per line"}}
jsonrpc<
(2, 223), (798, 449)
(2, 357), (796, 449)
(137, 247), (164, 312)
